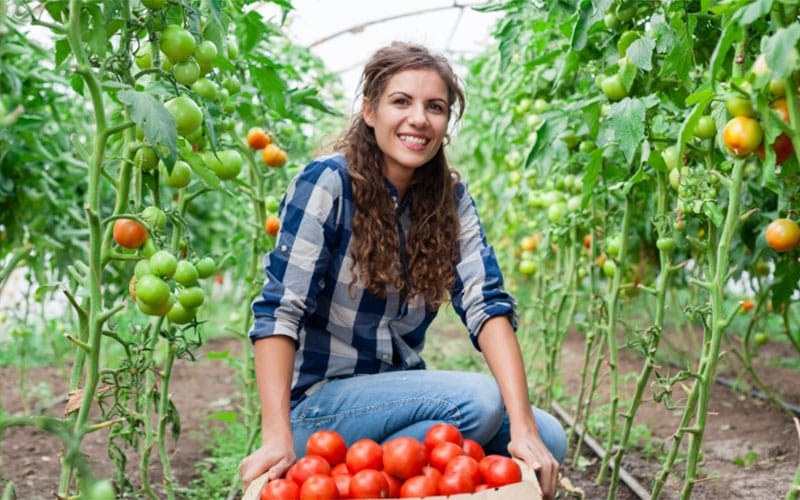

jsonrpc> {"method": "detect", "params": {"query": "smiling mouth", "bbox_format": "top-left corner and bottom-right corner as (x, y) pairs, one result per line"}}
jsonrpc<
(398, 134), (429, 146)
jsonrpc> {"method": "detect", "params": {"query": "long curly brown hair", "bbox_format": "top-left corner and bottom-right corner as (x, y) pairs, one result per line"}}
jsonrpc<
(335, 42), (466, 310)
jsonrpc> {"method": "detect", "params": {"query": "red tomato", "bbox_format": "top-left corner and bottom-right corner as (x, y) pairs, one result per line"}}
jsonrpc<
(345, 439), (382, 474)
(331, 463), (350, 476)
(382, 471), (402, 497)
(421, 465), (442, 487)
(478, 454), (504, 479)
(399, 475), (438, 497)
(438, 470), (474, 495)
(428, 442), (464, 472)
(424, 423), (463, 451)
(475, 483), (490, 492)
(291, 455), (331, 487)
(483, 456), (522, 488)
(261, 478), (300, 500)
(444, 455), (482, 486)
(382, 436), (427, 480)
(299, 474), (338, 500)
(332, 473), (351, 499)
(462, 439), (485, 462)
(349, 469), (388, 499)
(307, 430), (347, 466)
(113, 219), (148, 249)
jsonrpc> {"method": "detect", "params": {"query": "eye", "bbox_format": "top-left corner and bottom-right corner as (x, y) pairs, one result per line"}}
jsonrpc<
(392, 97), (409, 106)
(428, 102), (445, 113)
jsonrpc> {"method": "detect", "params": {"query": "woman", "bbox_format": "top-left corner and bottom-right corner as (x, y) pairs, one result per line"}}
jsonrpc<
(239, 41), (566, 499)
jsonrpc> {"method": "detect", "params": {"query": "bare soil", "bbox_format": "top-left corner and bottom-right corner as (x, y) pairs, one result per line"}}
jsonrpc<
(1, 329), (798, 499)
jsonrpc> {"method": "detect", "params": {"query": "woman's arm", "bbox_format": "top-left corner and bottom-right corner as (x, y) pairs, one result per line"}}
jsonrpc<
(477, 315), (559, 500)
(238, 335), (297, 490)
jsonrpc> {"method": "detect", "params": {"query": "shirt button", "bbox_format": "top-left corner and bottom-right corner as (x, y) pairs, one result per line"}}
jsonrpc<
(281, 244), (288, 252)
(382, 354), (390, 361)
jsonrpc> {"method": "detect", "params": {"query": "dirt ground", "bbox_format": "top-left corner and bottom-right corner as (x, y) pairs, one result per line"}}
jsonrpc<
(1, 329), (798, 499)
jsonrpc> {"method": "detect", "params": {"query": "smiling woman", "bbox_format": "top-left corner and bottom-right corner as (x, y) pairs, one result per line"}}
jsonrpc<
(238, 41), (567, 500)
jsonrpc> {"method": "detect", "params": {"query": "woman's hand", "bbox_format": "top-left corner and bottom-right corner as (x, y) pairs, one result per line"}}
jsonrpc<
(239, 433), (296, 492)
(507, 434), (559, 500)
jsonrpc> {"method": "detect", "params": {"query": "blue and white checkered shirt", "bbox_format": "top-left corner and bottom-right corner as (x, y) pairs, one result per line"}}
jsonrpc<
(250, 153), (516, 407)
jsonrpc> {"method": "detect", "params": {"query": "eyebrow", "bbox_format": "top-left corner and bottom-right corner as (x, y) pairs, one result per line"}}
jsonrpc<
(386, 91), (448, 106)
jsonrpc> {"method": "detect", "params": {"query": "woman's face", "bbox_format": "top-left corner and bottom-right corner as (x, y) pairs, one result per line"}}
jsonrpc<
(363, 68), (450, 188)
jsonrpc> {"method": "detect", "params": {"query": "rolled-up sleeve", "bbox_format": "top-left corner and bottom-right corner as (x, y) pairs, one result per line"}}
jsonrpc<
(249, 161), (343, 343)
(450, 183), (517, 350)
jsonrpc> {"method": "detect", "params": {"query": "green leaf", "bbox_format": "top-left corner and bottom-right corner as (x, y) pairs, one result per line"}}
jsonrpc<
(250, 63), (288, 117)
(607, 98), (646, 165)
(771, 258), (800, 309)
(702, 201), (724, 227)
(182, 151), (222, 190)
(676, 95), (713, 169)
(570, 0), (605, 51)
(735, 0), (772, 25)
(761, 25), (800, 78)
(580, 148), (603, 206)
(55, 39), (71, 67)
(206, 350), (230, 360)
(117, 90), (178, 168)
(710, 20), (743, 92)
(627, 37), (655, 71)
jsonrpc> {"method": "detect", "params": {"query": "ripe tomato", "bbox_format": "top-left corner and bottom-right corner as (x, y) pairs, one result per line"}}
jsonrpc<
(330, 462), (350, 476)
(165, 95), (203, 136)
(478, 455), (504, 479)
(740, 299), (755, 313)
(444, 455), (482, 486)
(262, 143), (288, 167)
(438, 470), (474, 495)
(765, 218), (800, 252)
(382, 471), (402, 497)
(332, 473), (351, 498)
(424, 423), (462, 451)
(399, 475), (438, 498)
(160, 25), (196, 63)
(345, 439), (382, 474)
(247, 127), (272, 149)
(299, 474), (338, 500)
(723, 116), (763, 157)
(382, 436), (427, 480)
(421, 465), (442, 486)
(264, 215), (280, 237)
(520, 235), (538, 252)
(461, 438), (485, 462)
(306, 430), (347, 467)
(113, 219), (148, 249)
(261, 478), (300, 500)
(290, 455), (331, 487)
(349, 469), (388, 499)
(129, 275), (138, 300)
(483, 456), (522, 488)
(756, 98), (794, 164)
(428, 442), (464, 472)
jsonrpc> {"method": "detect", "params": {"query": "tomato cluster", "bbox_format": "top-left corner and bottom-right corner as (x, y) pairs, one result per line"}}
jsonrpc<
(260, 424), (524, 499)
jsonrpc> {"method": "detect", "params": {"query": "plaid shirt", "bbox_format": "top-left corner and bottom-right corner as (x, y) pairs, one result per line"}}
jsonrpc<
(250, 153), (516, 407)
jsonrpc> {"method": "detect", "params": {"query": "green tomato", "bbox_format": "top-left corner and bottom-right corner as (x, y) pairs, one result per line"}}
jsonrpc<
(178, 286), (206, 308)
(661, 146), (678, 171)
(547, 202), (567, 223)
(579, 140), (596, 154)
(669, 168), (681, 191)
(194, 257), (216, 279)
(693, 115), (717, 139)
(226, 36), (239, 59)
(567, 195), (582, 213)
(602, 260), (617, 277)
(134, 259), (152, 279)
(725, 95), (756, 118)
(165, 95), (203, 136)
(617, 30), (640, 58)
(167, 302), (196, 324)
(141, 237), (158, 258)
(601, 73), (628, 101)
(141, 206), (166, 230)
(135, 146), (159, 171)
(606, 235), (621, 257)
(173, 260), (199, 286)
(191, 77), (218, 100)
(173, 60), (201, 86)
(134, 44), (152, 69)
(519, 259), (537, 275)
(135, 274), (171, 306)
(769, 78), (786, 97)
(194, 40), (218, 64)
(161, 160), (192, 189)
(754, 332), (769, 346)
(137, 294), (174, 316)
(265, 195), (281, 213)
(205, 149), (243, 180)
(615, 5), (635, 22)
(604, 12), (620, 30)
(160, 25), (196, 64)
(84, 479), (115, 500)
(656, 237), (675, 252)
(149, 250), (178, 278)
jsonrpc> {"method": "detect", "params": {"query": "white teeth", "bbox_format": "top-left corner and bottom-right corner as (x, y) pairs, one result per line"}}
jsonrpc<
(399, 135), (428, 145)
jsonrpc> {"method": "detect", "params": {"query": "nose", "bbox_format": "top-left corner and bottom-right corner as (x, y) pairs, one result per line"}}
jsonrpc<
(407, 103), (428, 128)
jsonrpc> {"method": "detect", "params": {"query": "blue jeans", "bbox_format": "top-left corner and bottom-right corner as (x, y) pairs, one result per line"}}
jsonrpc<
(289, 370), (567, 464)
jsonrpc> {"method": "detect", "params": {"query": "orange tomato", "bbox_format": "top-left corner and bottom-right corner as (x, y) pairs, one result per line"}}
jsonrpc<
(264, 215), (280, 237)
(723, 116), (763, 157)
(247, 127), (272, 149)
(262, 143), (287, 167)
(765, 218), (800, 252)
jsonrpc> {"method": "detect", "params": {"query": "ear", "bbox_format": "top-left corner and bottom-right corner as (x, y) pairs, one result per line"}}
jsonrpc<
(362, 97), (375, 127)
